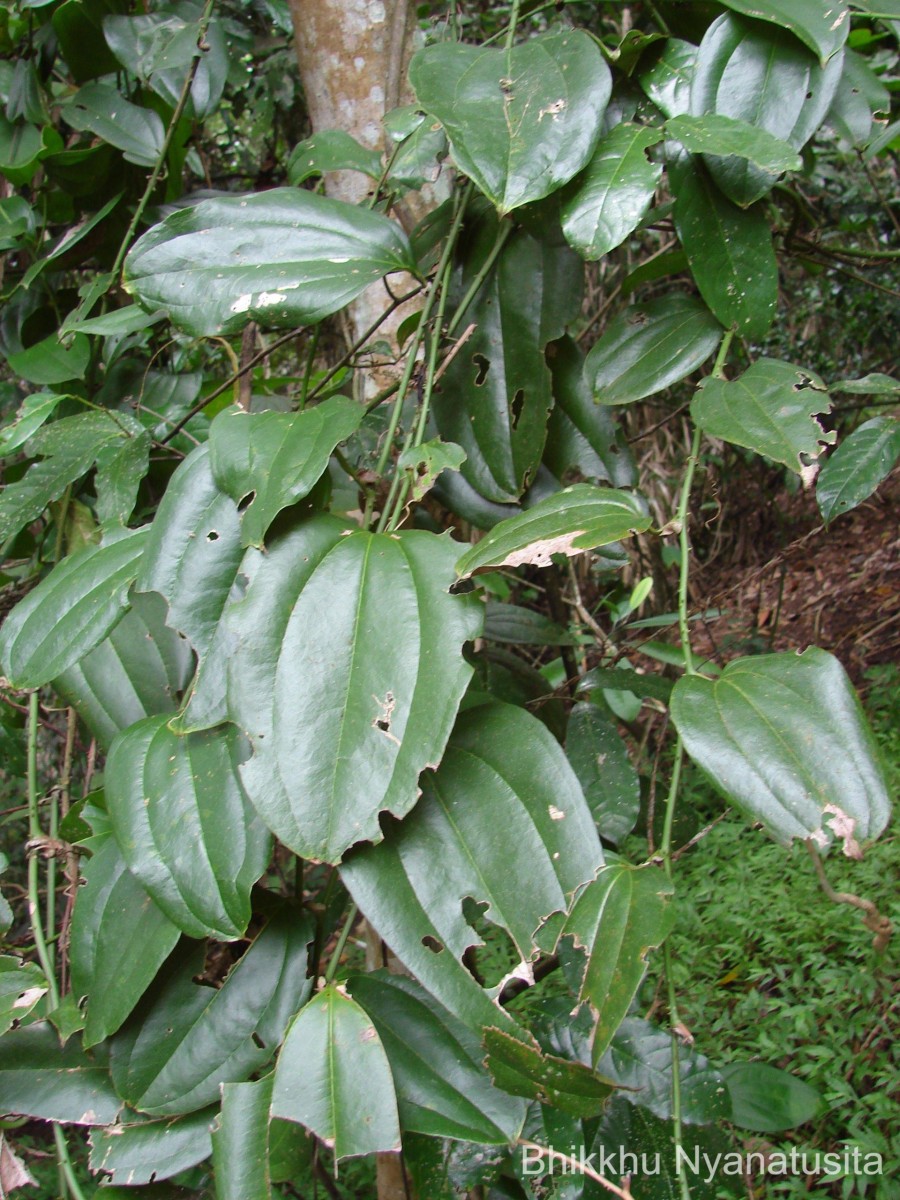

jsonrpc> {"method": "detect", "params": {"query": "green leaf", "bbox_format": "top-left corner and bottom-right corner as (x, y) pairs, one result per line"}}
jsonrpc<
(213, 1078), (275, 1200)
(287, 130), (383, 185)
(0, 528), (150, 688)
(0, 1022), (122, 1124)
(409, 31), (611, 214)
(106, 717), (270, 940)
(825, 49), (891, 148)
(670, 648), (892, 849)
(563, 863), (676, 1063)
(347, 972), (527, 1143)
(89, 1108), (216, 1185)
(271, 983), (401, 1161)
(561, 123), (663, 260)
(0, 116), (42, 175)
(0, 957), (47, 1036)
(124, 189), (416, 337)
(667, 113), (802, 174)
(483, 1026), (614, 1117)
(54, 591), (194, 749)
(70, 836), (180, 1048)
(6, 331), (90, 384)
(110, 910), (313, 1116)
(483, 602), (578, 646)
(226, 519), (482, 863)
(397, 438), (467, 503)
(95, 426), (152, 530)
(639, 38), (698, 119)
(0, 391), (66, 453)
(387, 118), (448, 191)
(433, 219), (583, 502)
(722, 1062), (821, 1131)
(691, 359), (834, 473)
(717, 0), (849, 64)
(565, 703), (640, 844)
(63, 304), (166, 336)
(690, 14), (844, 205)
(584, 294), (722, 405)
(341, 702), (604, 1030)
(63, 82), (165, 168)
(816, 417), (900, 523)
(832, 373), (900, 395)
(455, 485), (650, 579)
(670, 155), (778, 339)
(208, 398), (363, 548)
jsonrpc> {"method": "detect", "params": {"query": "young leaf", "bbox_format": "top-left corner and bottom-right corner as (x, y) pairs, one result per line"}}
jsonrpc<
(455, 485), (650, 579)
(271, 984), (401, 1161)
(691, 359), (834, 473)
(717, 0), (849, 65)
(397, 438), (466, 503)
(816, 417), (900, 524)
(561, 124), (663, 260)
(208, 398), (363, 548)
(483, 1026), (614, 1117)
(287, 130), (383, 184)
(89, 1108), (216, 1185)
(409, 32), (611, 214)
(670, 648), (891, 849)
(124, 189), (417, 336)
(106, 717), (271, 940)
(0, 528), (150, 688)
(0, 1023), (122, 1124)
(565, 703), (641, 844)
(584, 294), (722, 405)
(226, 520), (482, 863)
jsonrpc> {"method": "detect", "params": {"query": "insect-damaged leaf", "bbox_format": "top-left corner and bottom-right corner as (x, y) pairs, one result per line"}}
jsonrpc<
(106, 717), (271, 940)
(341, 702), (604, 1032)
(208, 397), (363, 548)
(409, 31), (610, 214)
(225, 518), (482, 863)
(433, 217), (583, 503)
(271, 984), (401, 1161)
(0, 528), (150, 689)
(123, 189), (416, 337)
(0, 958), (47, 1037)
(347, 972), (527, 1144)
(670, 648), (891, 850)
(89, 1108), (216, 1185)
(691, 359), (835, 474)
(110, 909), (313, 1116)
(484, 1027), (615, 1117)
(816, 417), (900, 524)
(455, 485), (650, 579)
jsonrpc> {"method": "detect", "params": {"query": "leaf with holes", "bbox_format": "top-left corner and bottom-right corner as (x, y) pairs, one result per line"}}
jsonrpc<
(0, 528), (149, 688)
(106, 717), (270, 940)
(225, 518), (482, 863)
(397, 439), (467, 503)
(208, 398), (363, 548)
(271, 984), (401, 1161)
(0, 958), (47, 1037)
(110, 909), (312, 1116)
(124, 189), (416, 337)
(341, 702), (604, 1031)
(816, 417), (900, 524)
(409, 31), (610, 214)
(455, 485), (650, 579)
(670, 648), (891, 849)
(717, 0), (849, 65)
(89, 1108), (216, 1185)
(691, 359), (834, 474)
(584, 294), (722, 405)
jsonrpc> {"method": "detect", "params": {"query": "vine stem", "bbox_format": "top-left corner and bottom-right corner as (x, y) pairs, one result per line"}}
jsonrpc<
(516, 1141), (633, 1199)
(324, 903), (358, 984)
(505, 0), (522, 50)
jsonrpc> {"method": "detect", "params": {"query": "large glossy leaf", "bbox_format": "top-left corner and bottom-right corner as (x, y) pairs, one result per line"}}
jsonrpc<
(561, 124), (663, 260)
(563, 863), (676, 1064)
(212, 1078), (275, 1200)
(271, 984), (401, 1161)
(208, 398), (363, 548)
(409, 32), (610, 214)
(70, 836), (180, 1048)
(671, 648), (891, 849)
(0, 528), (149, 688)
(54, 590), (194, 749)
(226, 519), (482, 863)
(566, 703), (640, 844)
(89, 1108), (216, 1185)
(640, 39), (698, 118)
(584, 295), (722, 405)
(106, 717), (270, 940)
(816, 417), (900, 523)
(691, 14), (843, 205)
(433, 219), (583, 503)
(483, 1027), (614, 1117)
(110, 910), (313, 1116)
(0, 1023), (122, 1124)
(721, 1062), (821, 1131)
(691, 359), (834, 473)
(455, 485), (650, 578)
(63, 82), (165, 167)
(670, 155), (778, 339)
(124, 189), (417, 337)
(347, 972), (527, 1143)
(341, 702), (604, 1030)
(718, 0), (849, 64)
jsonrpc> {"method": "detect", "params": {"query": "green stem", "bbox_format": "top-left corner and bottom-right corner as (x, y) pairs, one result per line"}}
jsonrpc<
(26, 693), (58, 1007)
(53, 1126), (88, 1200)
(658, 739), (684, 873)
(676, 426), (702, 676)
(324, 903), (358, 984)
(445, 220), (512, 340)
(505, 0), (522, 50)
(298, 324), (321, 409)
(663, 941), (692, 1200)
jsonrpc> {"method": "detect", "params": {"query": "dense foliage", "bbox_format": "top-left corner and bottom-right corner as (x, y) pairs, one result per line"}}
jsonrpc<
(0, 1), (897, 1198)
